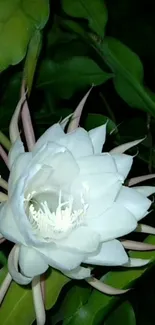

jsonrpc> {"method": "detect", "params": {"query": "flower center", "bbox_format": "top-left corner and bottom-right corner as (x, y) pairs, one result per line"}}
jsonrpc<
(26, 190), (88, 241)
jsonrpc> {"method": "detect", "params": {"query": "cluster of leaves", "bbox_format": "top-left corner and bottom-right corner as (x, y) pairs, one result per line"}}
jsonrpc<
(1, 0), (155, 324)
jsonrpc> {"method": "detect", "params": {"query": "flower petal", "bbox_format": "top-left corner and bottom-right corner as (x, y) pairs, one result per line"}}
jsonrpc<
(0, 203), (26, 245)
(112, 153), (133, 179)
(124, 258), (150, 267)
(77, 154), (117, 175)
(8, 245), (32, 285)
(64, 266), (91, 279)
(116, 186), (152, 221)
(110, 138), (143, 154)
(33, 123), (65, 153)
(86, 180), (122, 218)
(87, 203), (137, 241)
(133, 186), (155, 197)
(19, 246), (48, 277)
(8, 152), (32, 195)
(72, 173), (123, 218)
(84, 240), (128, 266)
(88, 124), (106, 153)
(8, 138), (25, 168)
(38, 245), (84, 272)
(58, 128), (93, 158)
(58, 226), (100, 253)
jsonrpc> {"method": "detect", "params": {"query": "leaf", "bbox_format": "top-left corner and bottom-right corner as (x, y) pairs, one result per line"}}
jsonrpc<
(97, 37), (155, 116)
(104, 301), (136, 325)
(23, 30), (42, 95)
(37, 57), (113, 99)
(62, 0), (108, 37)
(51, 283), (91, 325)
(85, 113), (117, 134)
(63, 235), (155, 325)
(0, 250), (7, 266)
(0, 268), (70, 325)
(0, 0), (49, 72)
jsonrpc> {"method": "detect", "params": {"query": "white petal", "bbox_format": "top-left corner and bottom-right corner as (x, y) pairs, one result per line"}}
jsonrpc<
(72, 173), (123, 218)
(133, 186), (155, 197)
(77, 153), (117, 175)
(87, 203), (137, 241)
(38, 245), (84, 272)
(86, 180), (122, 218)
(64, 266), (91, 279)
(8, 138), (25, 168)
(116, 186), (151, 221)
(89, 124), (106, 153)
(19, 246), (48, 277)
(33, 123), (65, 153)
(124, 258), (150, 267)
(72, 172), (123, 202)
(84, 240), (128, 266)
(58, 226), (100, 253)
(8, 245), (32, 285)
(58, 128), (93, 158)
(110, 138), (143, 154)
(8, 152), (32, 195)
(10, 176), (39, 245)
(0, 203), (26, 245)
(112, 154), (133, 179)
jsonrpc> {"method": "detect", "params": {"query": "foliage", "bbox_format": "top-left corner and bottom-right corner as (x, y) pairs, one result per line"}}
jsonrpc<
(1, 0), (155, 324)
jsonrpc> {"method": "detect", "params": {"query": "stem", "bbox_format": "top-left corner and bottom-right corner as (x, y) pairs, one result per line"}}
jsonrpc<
(0, 145), (9, 168)
(0, 177), (8, 191)
(32, 276), (46, 325)
(0, 131), (11, 151)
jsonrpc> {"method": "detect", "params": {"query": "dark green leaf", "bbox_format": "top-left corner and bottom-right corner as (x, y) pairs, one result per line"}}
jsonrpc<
(37, 57), (112, 98)
(64, 235), (155, 325)
(51, 284), (91, 325)
(96, 37), (155, 116)
(0, 267), (70, 325)
(0, 0), (49, 72)
(62, 0), (108, 37)
(85, 113), (117, 134)
(105, 301), (136, 325)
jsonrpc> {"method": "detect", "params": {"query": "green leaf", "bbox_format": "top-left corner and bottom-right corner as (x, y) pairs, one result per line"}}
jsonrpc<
(51, 283), (91, 325)
(23, 30), (42, 95)
(0, 268), (70, 325)
(64, 235), (155, 325)
(37, 57), (113, 98)
(0, 250), (7, 266)
(85, 113), (117, 134)
(62, 0), (108, 37)
(105, 301), (136, 325)
(0, 0), (49, 72)
(95, 37), (155, 116)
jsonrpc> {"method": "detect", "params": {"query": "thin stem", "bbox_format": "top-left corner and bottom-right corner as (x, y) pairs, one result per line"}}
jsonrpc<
(32, 276), (46, 325)
(0, 272), (12, 304)
(0, 177), (8, 191)
(121, 239), (155, 251)
(0, 145), (9, 168)
(136, 224), (155, 235)
(21, 80), (36, 151)
(86, 277), (129, 295)
(0, 192), (8, 202)
(128, 174), (155, 186)
(0, 131), (11, 151)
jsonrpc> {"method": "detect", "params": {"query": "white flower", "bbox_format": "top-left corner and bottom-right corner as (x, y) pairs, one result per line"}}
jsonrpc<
(0, 120), (153, 283)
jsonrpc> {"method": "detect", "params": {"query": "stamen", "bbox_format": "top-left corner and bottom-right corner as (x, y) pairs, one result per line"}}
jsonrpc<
(27, 191), (88, 241)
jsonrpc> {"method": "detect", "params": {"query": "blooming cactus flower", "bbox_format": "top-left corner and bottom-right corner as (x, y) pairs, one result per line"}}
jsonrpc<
(0, 94), (154, 285)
